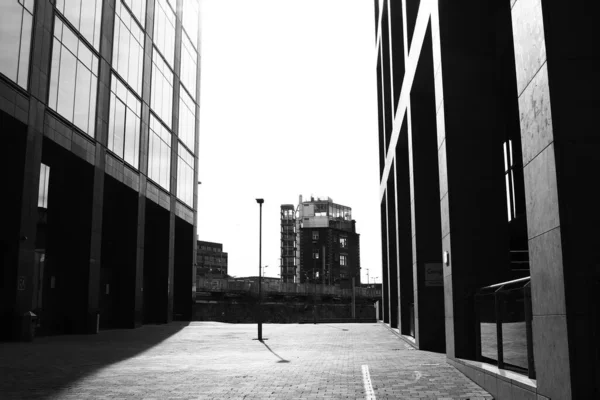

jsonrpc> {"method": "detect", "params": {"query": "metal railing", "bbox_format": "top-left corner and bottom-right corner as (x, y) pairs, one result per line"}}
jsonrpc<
(474, 276), (535, 378)
(196, 278), (382, 298)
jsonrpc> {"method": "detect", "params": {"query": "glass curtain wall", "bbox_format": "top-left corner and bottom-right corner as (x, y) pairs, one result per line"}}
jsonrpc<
(0, 0), (35, 89)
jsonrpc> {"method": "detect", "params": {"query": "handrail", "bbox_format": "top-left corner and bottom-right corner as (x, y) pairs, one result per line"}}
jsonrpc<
(478, 276), (530, 291)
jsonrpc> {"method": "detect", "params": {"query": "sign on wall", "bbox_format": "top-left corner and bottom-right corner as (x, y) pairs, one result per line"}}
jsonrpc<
(424, 263), (443, 287)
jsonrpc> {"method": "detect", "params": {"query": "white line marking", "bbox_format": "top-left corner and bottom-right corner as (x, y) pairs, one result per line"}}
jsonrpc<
(362, 365), (376, 400)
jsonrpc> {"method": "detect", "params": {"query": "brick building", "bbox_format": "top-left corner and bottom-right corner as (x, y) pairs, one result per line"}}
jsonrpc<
(196, 240), (228, 278)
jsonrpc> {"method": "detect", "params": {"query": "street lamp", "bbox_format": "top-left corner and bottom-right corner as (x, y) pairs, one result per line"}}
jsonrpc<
(256, 198), (264, 341)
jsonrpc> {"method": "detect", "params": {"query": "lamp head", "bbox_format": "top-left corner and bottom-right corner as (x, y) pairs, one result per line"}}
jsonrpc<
(256, 198), (264, 204)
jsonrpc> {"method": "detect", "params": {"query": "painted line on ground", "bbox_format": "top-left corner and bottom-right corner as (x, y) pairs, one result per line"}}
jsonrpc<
(361, 364), (376, 400)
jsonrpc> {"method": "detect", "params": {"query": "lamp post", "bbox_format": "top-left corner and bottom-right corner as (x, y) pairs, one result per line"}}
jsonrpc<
(256, 198), (264, 341)
(366, 268), (369, 288)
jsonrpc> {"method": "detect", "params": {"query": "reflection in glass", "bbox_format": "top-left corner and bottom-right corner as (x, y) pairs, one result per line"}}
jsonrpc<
(0, 0), (34, 89)
(49, 17), (99, 137)
(180, 33), (198, 99)
(178, 86), (196, 152)
(108, 74), (141, 168)
(113, 0), (145, 95)
(148, 114), (171, 191)
(501, 289), (528, 370)
(151, 50), (173, 129)
(38, 163), (50, 209)
(177, 144), (194, 207)
(55, 0), (102, 50)
(153, 0), (176, 67)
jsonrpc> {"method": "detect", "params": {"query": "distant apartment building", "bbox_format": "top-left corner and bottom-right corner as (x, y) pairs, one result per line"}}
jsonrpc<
(280, 205), (296, 283)
(196, 241), (228, 279)
(280, 196), (360, 286)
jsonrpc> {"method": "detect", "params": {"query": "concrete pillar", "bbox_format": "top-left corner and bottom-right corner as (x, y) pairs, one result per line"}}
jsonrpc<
(407, 26), (445, 352)
(435, 1), (513, 359)
(395, 119), (414, 336)
(380, 200), (389, 323)
(386, 171), (399, 329)
(10, 0), (53, 339)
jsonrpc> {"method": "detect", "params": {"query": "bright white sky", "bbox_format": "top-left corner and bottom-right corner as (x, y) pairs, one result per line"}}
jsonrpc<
(197, 0), (382, 284)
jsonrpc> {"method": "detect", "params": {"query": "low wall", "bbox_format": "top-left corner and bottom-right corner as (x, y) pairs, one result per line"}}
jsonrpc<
(193, 302), (376, 323)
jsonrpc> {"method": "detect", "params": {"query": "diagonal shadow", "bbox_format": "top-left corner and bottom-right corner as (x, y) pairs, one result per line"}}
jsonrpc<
(260, 341), (290, 363)
(0, 322), (190, 399)
(322, 324), (349, 331)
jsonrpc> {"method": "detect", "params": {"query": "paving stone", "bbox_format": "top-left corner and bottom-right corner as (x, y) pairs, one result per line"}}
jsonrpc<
(0, 322), (492, 399)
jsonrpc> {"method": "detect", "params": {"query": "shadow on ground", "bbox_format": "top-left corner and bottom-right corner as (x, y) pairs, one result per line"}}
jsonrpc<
(260, 340), (290, 363)
(0, 322), (189, 400)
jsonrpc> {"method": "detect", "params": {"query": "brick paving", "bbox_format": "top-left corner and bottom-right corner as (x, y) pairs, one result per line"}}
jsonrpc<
(0, 322), (492, 399)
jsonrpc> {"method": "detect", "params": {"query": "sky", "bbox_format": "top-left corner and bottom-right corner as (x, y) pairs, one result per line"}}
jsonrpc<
(197, 0), (382, 283)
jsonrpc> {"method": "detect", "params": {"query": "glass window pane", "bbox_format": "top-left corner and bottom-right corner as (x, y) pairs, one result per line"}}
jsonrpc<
(49, 16), (99, 137)
(113, 100), (126, 158)
(148, 114), (171, 191)
(182, 0), (199, 49)
(17, 11), (33, 88)
(123, 0), (146, 27)
(151, 50), (173, 129)
(178, 87), (195, 152)
(73, 63), (92, 132)
(180, 33), (197, 99)
(0, 1), (34, 89)
(48, 38), (61, 110)
(58, 0), (102, 51)
(56, 47), (77, 121)
(153, 0), (175, 67)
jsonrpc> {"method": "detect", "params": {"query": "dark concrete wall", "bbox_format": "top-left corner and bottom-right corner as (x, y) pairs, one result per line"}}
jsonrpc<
(194, 302), (377, 323)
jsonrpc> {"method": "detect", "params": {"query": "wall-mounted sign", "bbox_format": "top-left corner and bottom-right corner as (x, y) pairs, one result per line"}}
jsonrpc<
(425, 263), (443, 287)
(17, 276), (26, 291)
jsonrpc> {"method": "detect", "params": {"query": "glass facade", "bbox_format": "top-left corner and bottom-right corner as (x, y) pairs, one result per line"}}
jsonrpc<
(0, 0), (34, 89)
(148, 114), (171, 190)
(151, 51), (173, 129)
(177, 144), (194, 207)
(113, 0), (145, 95)
(178, 86), (196, 152)
(153, 0), (176, 68)
(55, 0), (102, 51)
(108, 73), (141, 168)
(48, 17), (99, 137)
(180, 33), (198, 99)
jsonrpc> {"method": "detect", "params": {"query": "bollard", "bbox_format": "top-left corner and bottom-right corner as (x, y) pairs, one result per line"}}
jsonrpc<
(21, 311), (37, 342)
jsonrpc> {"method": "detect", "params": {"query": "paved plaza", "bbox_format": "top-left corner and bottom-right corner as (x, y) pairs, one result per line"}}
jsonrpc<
(0, 322), (492, 399)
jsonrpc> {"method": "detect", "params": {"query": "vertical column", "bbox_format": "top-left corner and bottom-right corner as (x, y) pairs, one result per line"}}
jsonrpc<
(380, 199), (389, 323)
(395, 118), (414, 336)
(386, 165), (399, 329)
(407, 25), (444, 351)
(13, 0), (53, 338)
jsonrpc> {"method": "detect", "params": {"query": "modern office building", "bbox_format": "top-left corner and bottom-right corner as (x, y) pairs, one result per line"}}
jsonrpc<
(281, 196), (360, 287)
(1, 0), (200, 339)
(375, 0), (598, 399)
(196, 240), (228, 279)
